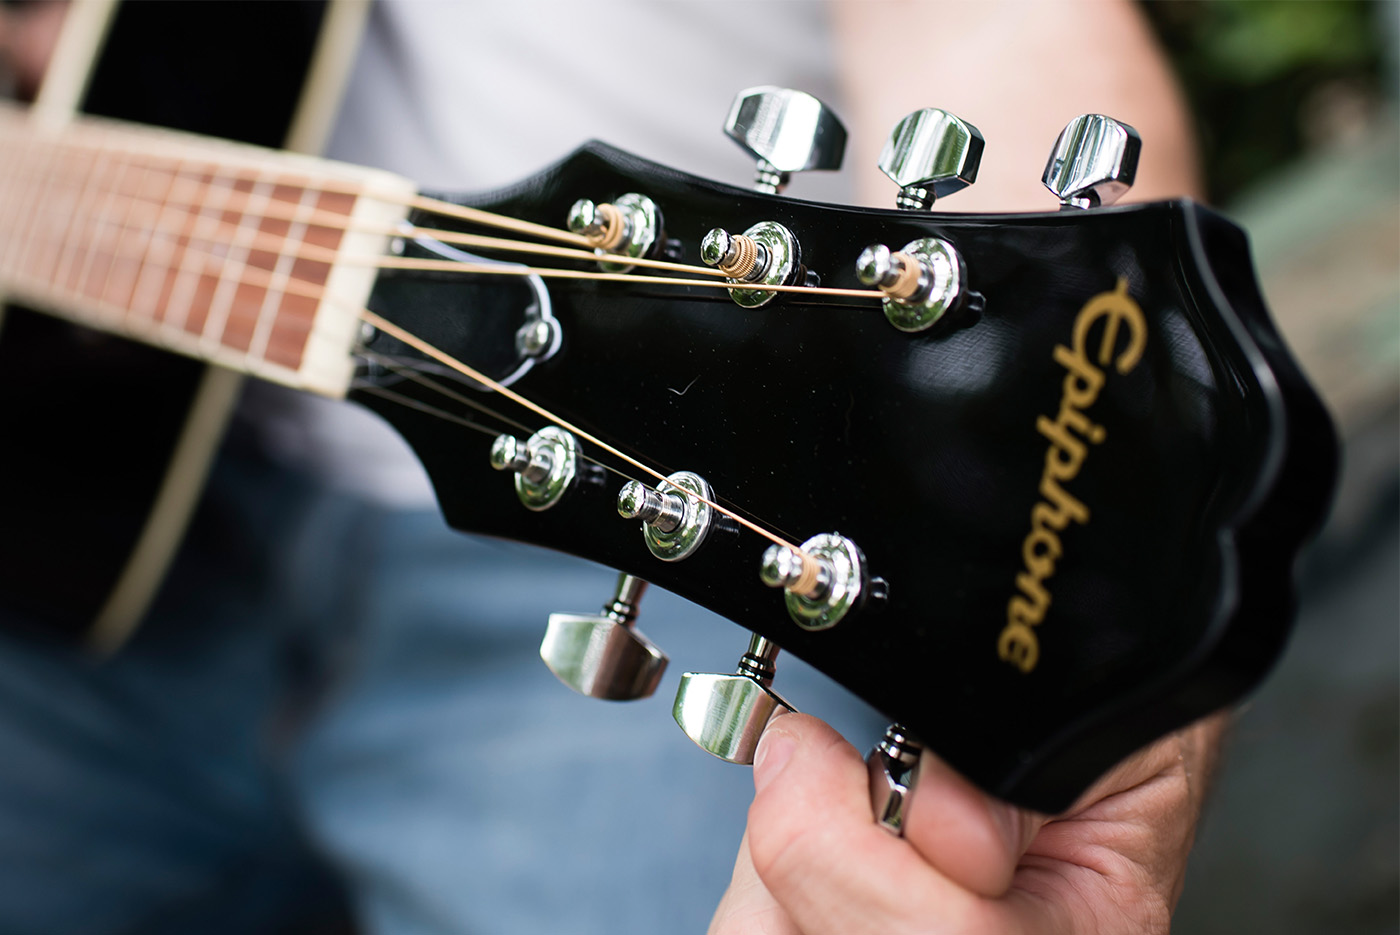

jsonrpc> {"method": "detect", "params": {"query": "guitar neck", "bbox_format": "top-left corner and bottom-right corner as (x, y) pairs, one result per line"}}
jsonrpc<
(0, 103), (414, 397)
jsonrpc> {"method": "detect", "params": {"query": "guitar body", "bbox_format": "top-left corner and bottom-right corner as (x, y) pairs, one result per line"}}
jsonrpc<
(0, 0), (333, 639)
(0, 10), (1335, 811)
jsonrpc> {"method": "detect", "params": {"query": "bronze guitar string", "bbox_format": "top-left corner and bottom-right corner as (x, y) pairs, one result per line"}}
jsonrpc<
(3, 137), (858, 562)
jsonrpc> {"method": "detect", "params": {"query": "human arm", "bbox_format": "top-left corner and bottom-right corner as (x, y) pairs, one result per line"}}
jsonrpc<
(709, 2), (1225, 931)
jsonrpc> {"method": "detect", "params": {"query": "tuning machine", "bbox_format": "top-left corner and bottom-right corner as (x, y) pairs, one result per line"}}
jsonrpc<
(1042, 114), (1141, 209)
(867, 723), (923, 834)
(724, 86), (847, 194)
(489, 426), (577, 511)
(700, 221), (805, 308)
(878, 108), (984, 211)
(540, 573), (668, 701)
(855, 238), (970, 332)
(567, 192), (662, 272)
(673, 635), (793, 764)
(760, 533), (869, 631)
(617, 471), (714, 562)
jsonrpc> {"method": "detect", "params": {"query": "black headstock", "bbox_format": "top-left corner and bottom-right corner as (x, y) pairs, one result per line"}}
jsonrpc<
(355, 141), (1336, 812)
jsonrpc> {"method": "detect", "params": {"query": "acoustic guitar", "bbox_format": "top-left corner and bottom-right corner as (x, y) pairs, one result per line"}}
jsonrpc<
(0, 0), (1335, 813)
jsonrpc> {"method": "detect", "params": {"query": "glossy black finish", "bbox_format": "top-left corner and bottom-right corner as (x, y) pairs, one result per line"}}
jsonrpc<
(0, 1), (327, 635)
(358, 142), (1336, 811)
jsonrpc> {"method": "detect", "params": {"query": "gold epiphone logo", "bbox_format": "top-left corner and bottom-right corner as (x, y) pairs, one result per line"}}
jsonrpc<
(998, 278), (1147, 673)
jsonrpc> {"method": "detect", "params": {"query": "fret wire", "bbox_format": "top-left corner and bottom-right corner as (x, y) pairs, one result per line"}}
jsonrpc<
(75, 147), (136, 312)
(161, 166), (238, 333)
(109, 155), (178, 316)
(129, 158), (199, 322)
(201, 171), (275, 353)
(248, 182), (323, 364)
(50, 141), (111, 298)
(35, 145), (89, 286)
(0, 128), (30, 274)
(2, 143), (745, 289)
(2, 135), (52, 278)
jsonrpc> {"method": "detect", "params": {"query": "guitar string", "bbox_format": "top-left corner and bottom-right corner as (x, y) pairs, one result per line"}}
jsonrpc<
(0, 127), (593, 249)
(7, 199), (814, 556)
(3, 153), (738, 280)
(357, 349), (806, 545)
(7, 155), (881, 301)
(359, 308), (805, 554)
(2, 136), (826, 558)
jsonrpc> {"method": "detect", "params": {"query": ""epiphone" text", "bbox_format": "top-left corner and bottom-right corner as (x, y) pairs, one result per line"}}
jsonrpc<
(998, 278), (1147, 673)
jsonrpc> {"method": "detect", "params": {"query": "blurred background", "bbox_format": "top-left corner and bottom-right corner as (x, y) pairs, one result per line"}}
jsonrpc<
(0, 1), (1395, 932)
(1141, 2), (1398, 932)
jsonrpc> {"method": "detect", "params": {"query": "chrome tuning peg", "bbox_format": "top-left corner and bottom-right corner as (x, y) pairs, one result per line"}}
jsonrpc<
(856, 239), (967, 332)
(489, 426), (577, 511)
(673, 635), (793, 764)
(566, 193), (661, 271)
(877, 108), (984, 210)
(724, 86), (847, 194)
(1042, 114), (1141, 210)
(867, 724), (923, 835)
(540, 573), (667, 700)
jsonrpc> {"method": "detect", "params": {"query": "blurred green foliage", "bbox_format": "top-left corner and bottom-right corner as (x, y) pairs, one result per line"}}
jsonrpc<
(1142, 0), (1390, 203)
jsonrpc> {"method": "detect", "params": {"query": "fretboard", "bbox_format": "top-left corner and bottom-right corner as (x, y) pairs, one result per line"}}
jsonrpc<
(0, 103), (414, 396)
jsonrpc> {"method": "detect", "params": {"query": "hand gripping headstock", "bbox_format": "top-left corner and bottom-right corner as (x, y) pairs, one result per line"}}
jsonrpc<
(355, 128), (1336, 812)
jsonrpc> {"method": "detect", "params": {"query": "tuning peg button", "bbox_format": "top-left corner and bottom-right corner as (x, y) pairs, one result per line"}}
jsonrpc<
(489, 426), (577, 511)
(856, 238), (967, 332)
(867, 724), (923, 835)
(700, 221), (801, 308)
(760, 533), (867, 631)
(617, 471), (714, 562)
(1042, 114), (1141, 209)
(541, 573), (668, 700)
(673, 635), (793, 764)
(566, 192), (661, 272)
(724, 86), (847, 194)
(878, 108), (985, 211)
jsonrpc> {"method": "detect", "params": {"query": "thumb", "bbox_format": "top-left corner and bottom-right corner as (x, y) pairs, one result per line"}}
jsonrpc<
(707, 831), (800, 935)
(902, 749), (1047, 897)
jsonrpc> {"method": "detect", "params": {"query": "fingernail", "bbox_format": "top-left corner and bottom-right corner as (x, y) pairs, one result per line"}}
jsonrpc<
(752, 726), (796, 793)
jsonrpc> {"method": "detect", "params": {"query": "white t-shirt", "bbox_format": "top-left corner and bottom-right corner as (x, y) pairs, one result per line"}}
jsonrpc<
(243, 1), (847, 506)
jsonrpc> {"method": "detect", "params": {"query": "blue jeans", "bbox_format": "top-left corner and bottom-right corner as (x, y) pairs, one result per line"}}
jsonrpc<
(0, 445), (881, 934)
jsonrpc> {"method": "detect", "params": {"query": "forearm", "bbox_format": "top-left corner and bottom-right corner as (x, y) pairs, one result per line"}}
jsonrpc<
(831, 0), (1203, 210)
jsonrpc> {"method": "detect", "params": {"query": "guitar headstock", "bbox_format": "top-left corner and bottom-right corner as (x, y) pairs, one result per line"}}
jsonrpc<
(353, 103), (1336, 813)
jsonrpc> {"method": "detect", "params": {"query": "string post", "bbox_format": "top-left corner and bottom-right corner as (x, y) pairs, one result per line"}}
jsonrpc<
(617, 480), (685, 534)
(701, 228), (764, 281)
(490, 433), (552, 484)
(761, 533), (869, 632)
(856, 237), (968, 333)
(567, 199), (626, 250)
(760, 545), (832, 601)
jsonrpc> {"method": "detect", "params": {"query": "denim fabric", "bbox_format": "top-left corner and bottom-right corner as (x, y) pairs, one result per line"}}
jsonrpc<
(0, 445), (881, 934)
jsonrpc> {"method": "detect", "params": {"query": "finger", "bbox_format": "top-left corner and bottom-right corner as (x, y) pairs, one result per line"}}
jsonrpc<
(901, 749), (1049, 897)
(707, 831), (801, 935)
(746, 713), (987, 935)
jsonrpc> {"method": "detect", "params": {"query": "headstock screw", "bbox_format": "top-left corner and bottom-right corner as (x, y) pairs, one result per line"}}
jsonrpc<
(515, 318), (555, 357)
(877, 108), (985, 211)
(1042, 114), (1141, 209)
(724, 86), (847, 194)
